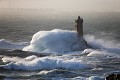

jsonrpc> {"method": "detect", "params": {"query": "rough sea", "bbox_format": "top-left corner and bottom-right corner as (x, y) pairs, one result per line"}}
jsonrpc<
(0, 9), (120, 80)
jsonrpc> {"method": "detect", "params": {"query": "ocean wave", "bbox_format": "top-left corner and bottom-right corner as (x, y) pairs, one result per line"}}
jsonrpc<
(23, 29), (88, 54)
(21, 29), (120, 57)
(84, 35), (120, 56)
(0, 29), (119, 57)
(0, 39), (28, 50)
(51, 76), (104, 80)
(1, 55), (92, 70)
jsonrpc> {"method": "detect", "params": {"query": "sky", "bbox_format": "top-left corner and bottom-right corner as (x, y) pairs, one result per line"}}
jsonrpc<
(0, 0), (120, 12)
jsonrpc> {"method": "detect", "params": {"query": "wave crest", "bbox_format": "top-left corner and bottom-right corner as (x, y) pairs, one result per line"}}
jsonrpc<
(23, 29), (88, 54)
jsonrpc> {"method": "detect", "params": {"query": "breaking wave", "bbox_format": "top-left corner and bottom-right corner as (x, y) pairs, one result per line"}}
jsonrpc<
(0, 29), (120, 73)
(23, 29), (88, 54)
(1, 55), (92, 70)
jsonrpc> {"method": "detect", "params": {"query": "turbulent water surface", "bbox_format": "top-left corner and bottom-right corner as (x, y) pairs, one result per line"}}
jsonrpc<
(0, 10), (120, 80)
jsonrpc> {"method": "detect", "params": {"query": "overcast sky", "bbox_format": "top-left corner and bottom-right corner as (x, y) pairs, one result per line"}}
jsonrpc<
(0, 0), (120, 12)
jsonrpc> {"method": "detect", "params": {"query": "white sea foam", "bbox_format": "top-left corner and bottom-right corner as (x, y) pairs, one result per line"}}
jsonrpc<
(1, 56), (92, 70)
(4, 76), (104, 80)
(21, 29), (120, 57)
(84, 35), (120, 56)
(0, 39), (27, 50)
(87, 76), (104, 80)
(87, 50), (114, 57)
(81, 49), (115, 57)
(51, 76), (104, 80)
(2, 56), (22, 63)
(23, 29), (88, 54)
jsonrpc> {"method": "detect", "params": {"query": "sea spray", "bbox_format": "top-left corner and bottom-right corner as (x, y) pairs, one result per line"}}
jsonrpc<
(84, 34), (120, 55)
(23, 29), (88, 54)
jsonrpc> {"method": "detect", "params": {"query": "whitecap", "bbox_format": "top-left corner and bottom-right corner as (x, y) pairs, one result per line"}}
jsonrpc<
(1, 56), (92, 70)
(23, 29), (88, 54)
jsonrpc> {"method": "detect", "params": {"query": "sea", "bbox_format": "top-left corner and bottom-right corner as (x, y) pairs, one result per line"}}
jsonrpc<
(0, 9), (120, 80)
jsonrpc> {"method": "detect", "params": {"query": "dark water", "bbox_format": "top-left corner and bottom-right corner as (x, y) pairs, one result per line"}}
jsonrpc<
(0, 9), (120, 80)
